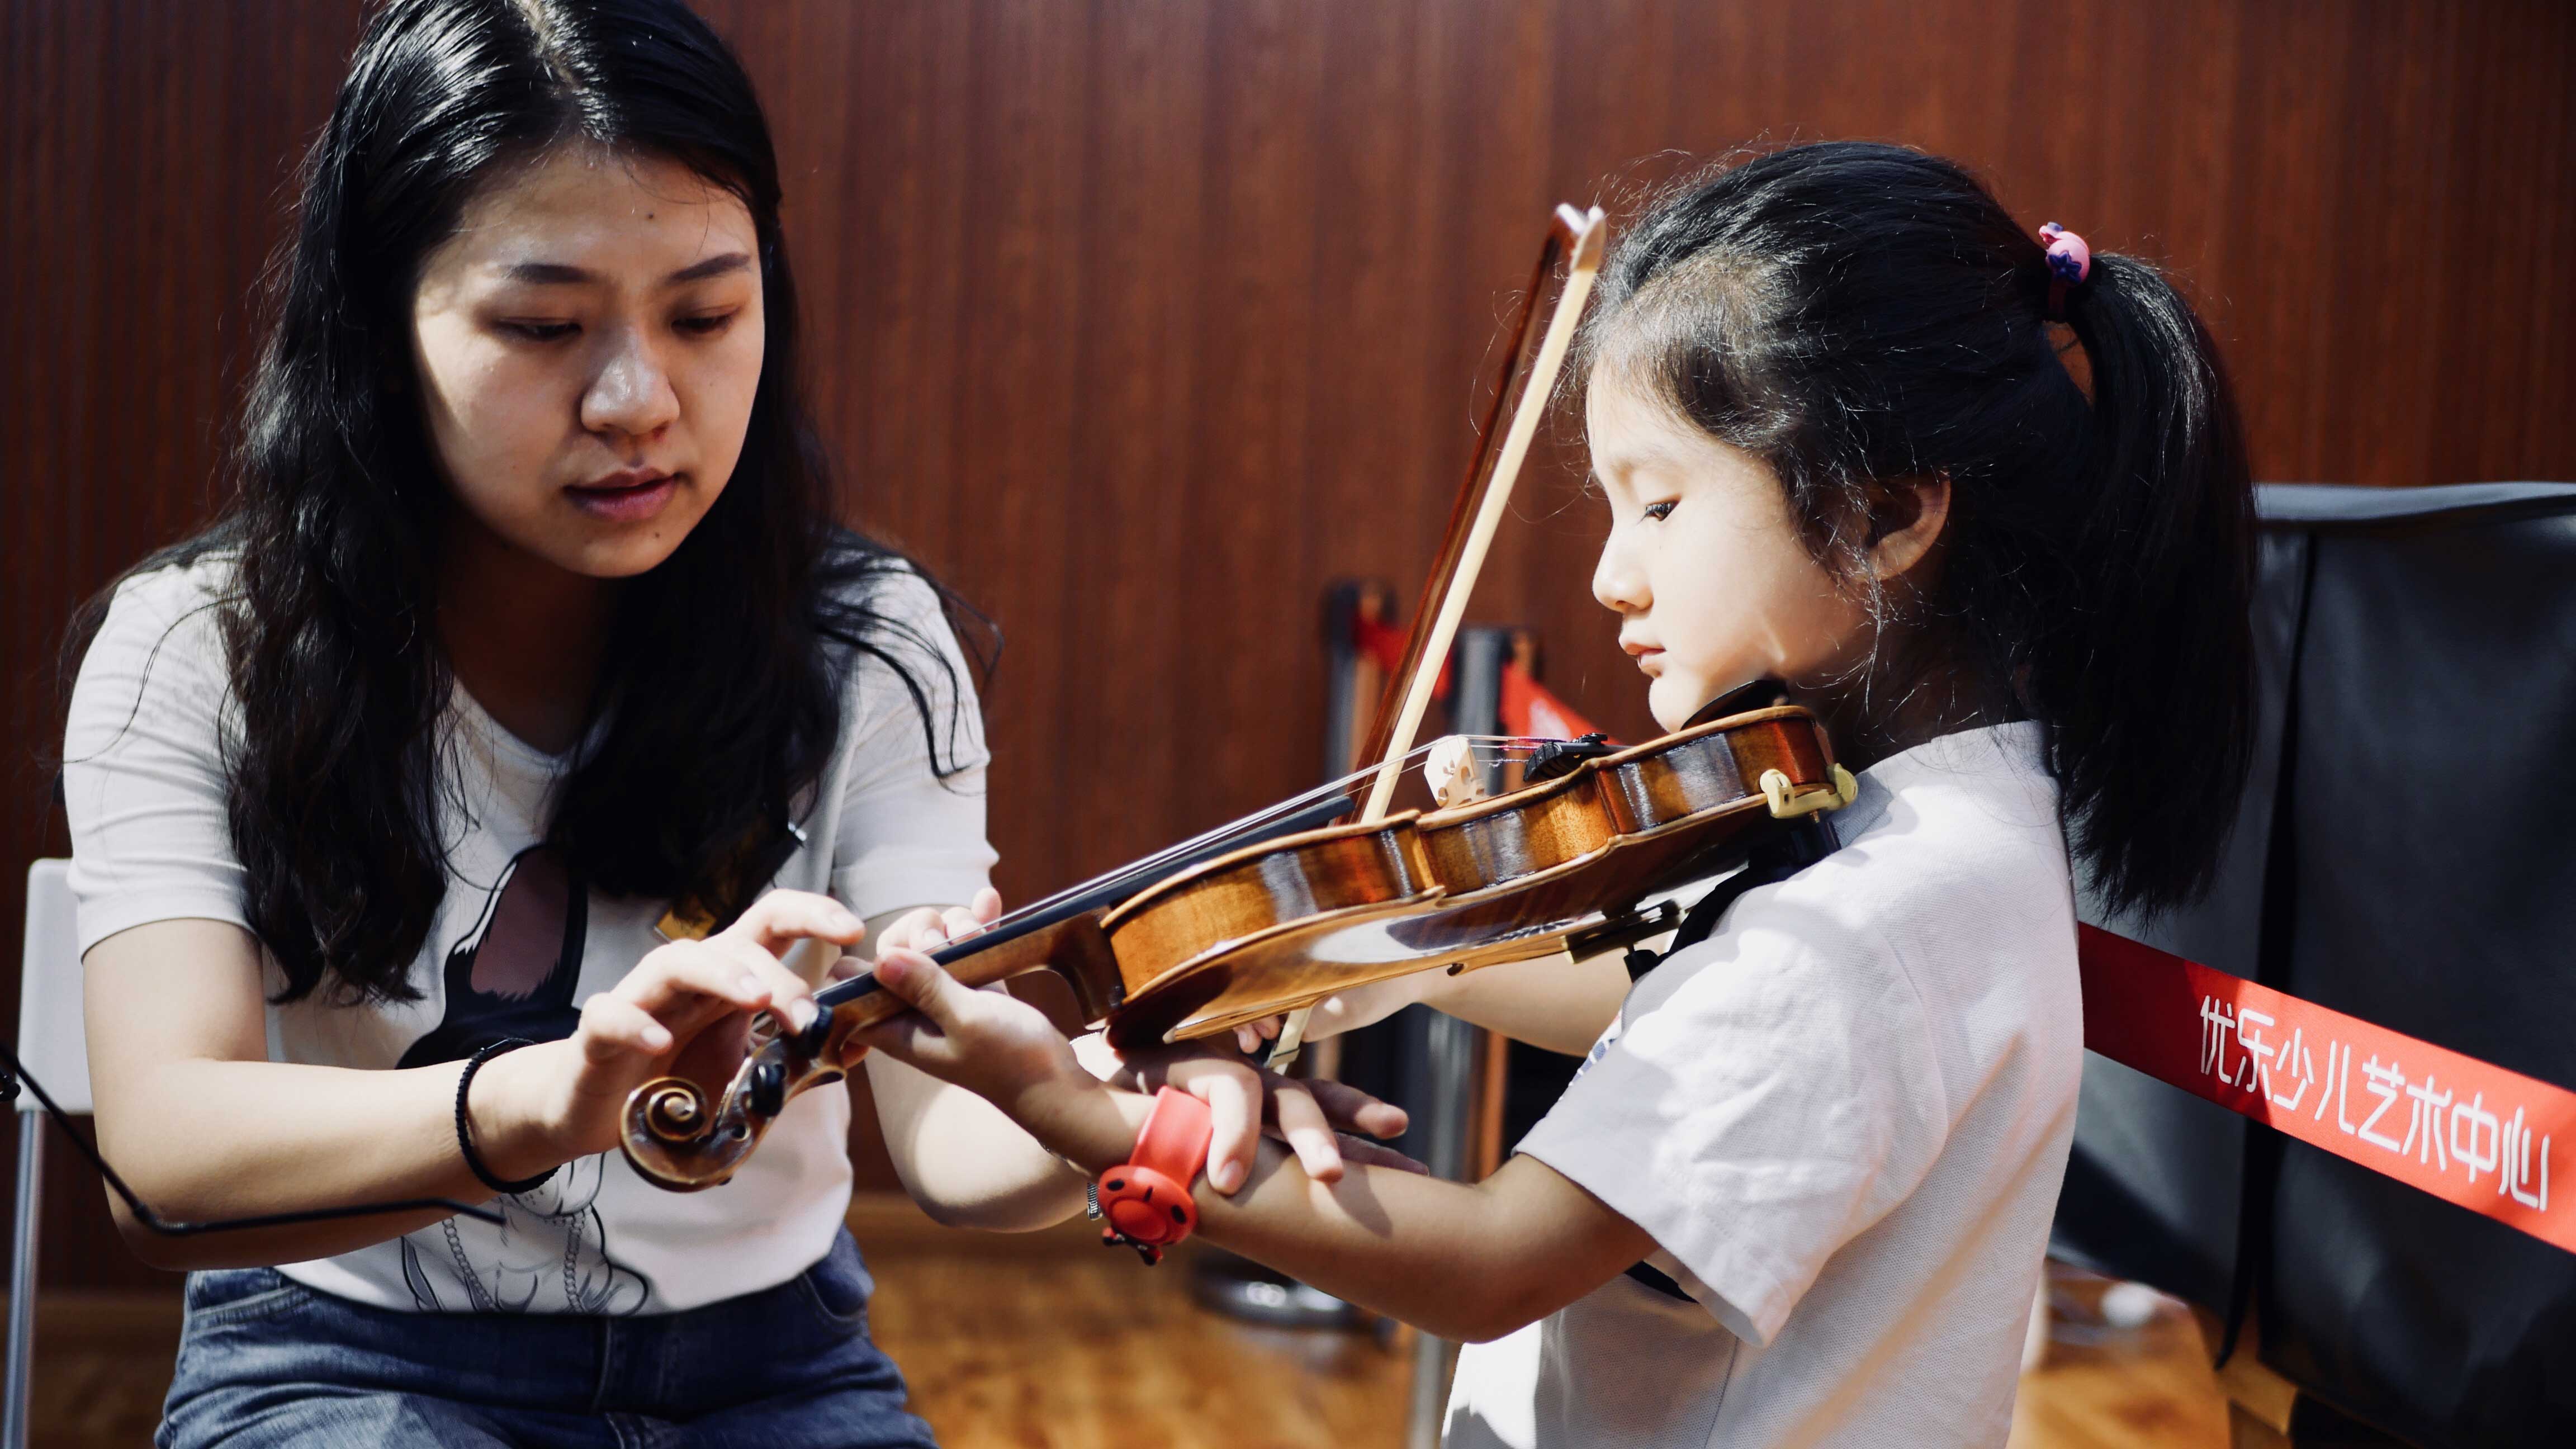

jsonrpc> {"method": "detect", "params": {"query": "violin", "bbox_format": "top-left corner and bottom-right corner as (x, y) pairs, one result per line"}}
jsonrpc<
(621, 205), (1855, 1192)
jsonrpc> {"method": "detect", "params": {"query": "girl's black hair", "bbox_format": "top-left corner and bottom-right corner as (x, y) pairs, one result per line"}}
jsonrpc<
(70, 0), (986, 1002)
(1585, 141), (2255, 916)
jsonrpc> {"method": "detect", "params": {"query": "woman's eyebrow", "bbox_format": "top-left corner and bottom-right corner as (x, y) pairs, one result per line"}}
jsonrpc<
(666, 252), (751, 284)
(496, 252), (752, 286)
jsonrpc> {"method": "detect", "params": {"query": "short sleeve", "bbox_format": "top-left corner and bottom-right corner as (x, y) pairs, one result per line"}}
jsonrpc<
(825, 567), (999, 918)
(1514, 887), (1949, 1347)
(62, 564), (254, 955)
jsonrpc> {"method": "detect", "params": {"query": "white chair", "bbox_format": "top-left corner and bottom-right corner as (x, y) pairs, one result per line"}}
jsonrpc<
(6, 859), (86, 1449)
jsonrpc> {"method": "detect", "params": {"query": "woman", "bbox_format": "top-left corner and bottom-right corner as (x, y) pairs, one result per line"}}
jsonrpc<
(62, 2), (1391, 1442)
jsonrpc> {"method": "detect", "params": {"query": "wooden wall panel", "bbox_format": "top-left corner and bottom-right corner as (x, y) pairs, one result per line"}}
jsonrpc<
(4, 0), (2571, 1289)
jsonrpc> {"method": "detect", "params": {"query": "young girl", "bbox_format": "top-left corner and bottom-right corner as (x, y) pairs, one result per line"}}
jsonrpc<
(61, 1), (1386, 1442)
(854, 140), (2256, 1447)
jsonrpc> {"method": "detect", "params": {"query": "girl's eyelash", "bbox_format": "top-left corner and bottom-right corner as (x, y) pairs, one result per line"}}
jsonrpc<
(502, 320), (579, 342)
(676, 311), (737, 335)
(1643, 500), (1679, 522)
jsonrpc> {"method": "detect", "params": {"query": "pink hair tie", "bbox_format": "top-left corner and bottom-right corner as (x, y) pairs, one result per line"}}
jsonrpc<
(2038, 222), (2091, 320)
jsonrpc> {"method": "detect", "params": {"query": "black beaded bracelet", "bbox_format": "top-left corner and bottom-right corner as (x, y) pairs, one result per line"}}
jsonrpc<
(455, 1038), (560, 1196)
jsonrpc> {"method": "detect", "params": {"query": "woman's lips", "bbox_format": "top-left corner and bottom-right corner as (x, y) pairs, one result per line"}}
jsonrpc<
(566, 471), (679, 523)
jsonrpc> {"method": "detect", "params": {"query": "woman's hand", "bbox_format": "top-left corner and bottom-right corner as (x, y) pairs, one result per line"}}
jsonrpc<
(475, 889), (865, 1177)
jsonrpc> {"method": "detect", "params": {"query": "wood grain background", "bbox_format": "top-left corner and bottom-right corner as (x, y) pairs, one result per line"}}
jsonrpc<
(5, 0), (2570, 1289)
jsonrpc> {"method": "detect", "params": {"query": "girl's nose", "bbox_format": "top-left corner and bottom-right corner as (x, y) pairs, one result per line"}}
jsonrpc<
(581, 326), (680, 442)
(1593, 530), (1649, 614)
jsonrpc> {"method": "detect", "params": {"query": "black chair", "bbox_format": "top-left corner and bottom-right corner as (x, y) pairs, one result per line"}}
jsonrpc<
(2054, 481), (2576, 1447)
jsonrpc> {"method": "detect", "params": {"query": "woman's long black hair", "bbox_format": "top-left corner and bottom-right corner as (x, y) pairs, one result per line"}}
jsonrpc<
(73, 0), (982, 1003)
(1584, 141), (2255, 916)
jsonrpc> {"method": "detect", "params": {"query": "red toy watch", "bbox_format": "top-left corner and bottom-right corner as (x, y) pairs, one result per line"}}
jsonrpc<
(1092, 1086), (1214, 1265)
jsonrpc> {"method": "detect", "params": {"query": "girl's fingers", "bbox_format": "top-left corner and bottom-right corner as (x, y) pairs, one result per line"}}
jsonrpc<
(722, 890), (866, 958)
(872, 907), (938, 955)
(1234, 1024), (1262, 1054)
(970, 886), (1004, 924)
(868, 948), (973, 1033)
(1270, 1083), (1346, 1183)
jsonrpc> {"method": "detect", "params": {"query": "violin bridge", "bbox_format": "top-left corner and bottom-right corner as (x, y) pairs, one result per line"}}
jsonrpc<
(1426, 735), (1489, 810)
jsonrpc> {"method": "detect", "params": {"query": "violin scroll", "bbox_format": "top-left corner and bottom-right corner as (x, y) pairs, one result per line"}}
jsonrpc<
(621, 1002), (859, 1191)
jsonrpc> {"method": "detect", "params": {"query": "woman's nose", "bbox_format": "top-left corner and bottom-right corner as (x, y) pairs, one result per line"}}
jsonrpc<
(581, 326), (680, 442)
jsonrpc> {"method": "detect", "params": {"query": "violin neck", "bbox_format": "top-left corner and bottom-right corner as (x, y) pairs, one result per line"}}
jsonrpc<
(821, 912), (1123, 1050)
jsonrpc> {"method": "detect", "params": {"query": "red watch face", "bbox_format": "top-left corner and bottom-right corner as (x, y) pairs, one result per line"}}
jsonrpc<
(1098, 1165), (1196, 1246)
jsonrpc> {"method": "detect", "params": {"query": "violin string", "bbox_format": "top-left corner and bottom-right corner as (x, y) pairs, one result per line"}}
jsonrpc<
(953, 735), (1561, 940)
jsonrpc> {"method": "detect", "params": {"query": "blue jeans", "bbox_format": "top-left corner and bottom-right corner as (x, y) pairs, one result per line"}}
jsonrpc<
(157, 1230), (938, 1447)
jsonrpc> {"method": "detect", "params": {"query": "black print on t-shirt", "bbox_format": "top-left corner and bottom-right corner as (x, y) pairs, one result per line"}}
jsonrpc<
(394, 842), (650, 1314)
(397, 842), (588, 1068)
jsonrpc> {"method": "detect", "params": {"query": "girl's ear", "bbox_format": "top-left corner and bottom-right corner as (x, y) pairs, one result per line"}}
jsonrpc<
(1863, 473), (1952, 583)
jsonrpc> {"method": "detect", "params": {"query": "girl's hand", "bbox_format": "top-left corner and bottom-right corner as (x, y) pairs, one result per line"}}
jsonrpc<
(852, 947), (1093, 1121)
(831, 886), (1005, 982)
(476, 889), (865, 1176)
(1109, 1041), (1418, 1190)
(859, 939), (1424, 1194)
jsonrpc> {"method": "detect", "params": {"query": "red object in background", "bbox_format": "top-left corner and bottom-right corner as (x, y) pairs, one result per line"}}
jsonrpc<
(2078, 925), (2575, 1257)
(1355, 611), (1450, 700)
(1500, 659), (1604, 742)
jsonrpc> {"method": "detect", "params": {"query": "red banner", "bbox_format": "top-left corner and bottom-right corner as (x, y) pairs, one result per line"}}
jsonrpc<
(2079, 925), (2574, 1255)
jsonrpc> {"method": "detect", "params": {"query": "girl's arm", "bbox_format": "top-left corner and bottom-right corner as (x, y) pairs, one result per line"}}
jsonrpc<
(83, 893), (856, 1271)
(854, 895), (1415, 1229)
(855, 901), (1087, 1230)
(858, 950), (1655, 1342)
(1298, 948), (1632, 1057)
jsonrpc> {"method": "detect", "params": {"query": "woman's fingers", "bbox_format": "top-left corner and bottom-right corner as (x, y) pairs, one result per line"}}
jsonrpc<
(704, 934), (820, 1032)
(1298, 1074), (1409, 1139)
(1268, 1081), (1350, 1183)
(1328, 1134), (1431, 1176)
(722, 889), (866, 958)
(1190, 1065), (1259, 1194)
(577, 992), (674, 1063)
(619, 941), (772, 1018)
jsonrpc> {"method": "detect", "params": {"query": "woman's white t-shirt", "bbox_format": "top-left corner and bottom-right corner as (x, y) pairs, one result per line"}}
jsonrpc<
(62, 554), (997, 1315)
(1445, 721), (2083, 1449)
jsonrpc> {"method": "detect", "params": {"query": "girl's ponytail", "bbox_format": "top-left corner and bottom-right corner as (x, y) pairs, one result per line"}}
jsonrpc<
(2045, 251), (2256, 916)
(1587, 142), (2256, 917)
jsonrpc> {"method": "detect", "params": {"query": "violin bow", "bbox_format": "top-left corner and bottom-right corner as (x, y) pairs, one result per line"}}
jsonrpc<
(1268, 202), (1608, 1069)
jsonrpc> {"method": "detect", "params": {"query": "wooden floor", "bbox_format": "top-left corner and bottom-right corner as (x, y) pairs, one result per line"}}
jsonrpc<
(12, 1199), (2225, 1448)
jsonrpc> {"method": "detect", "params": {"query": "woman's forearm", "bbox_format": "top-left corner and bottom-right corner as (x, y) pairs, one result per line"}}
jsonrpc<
(91, 1045), (566, 1270)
